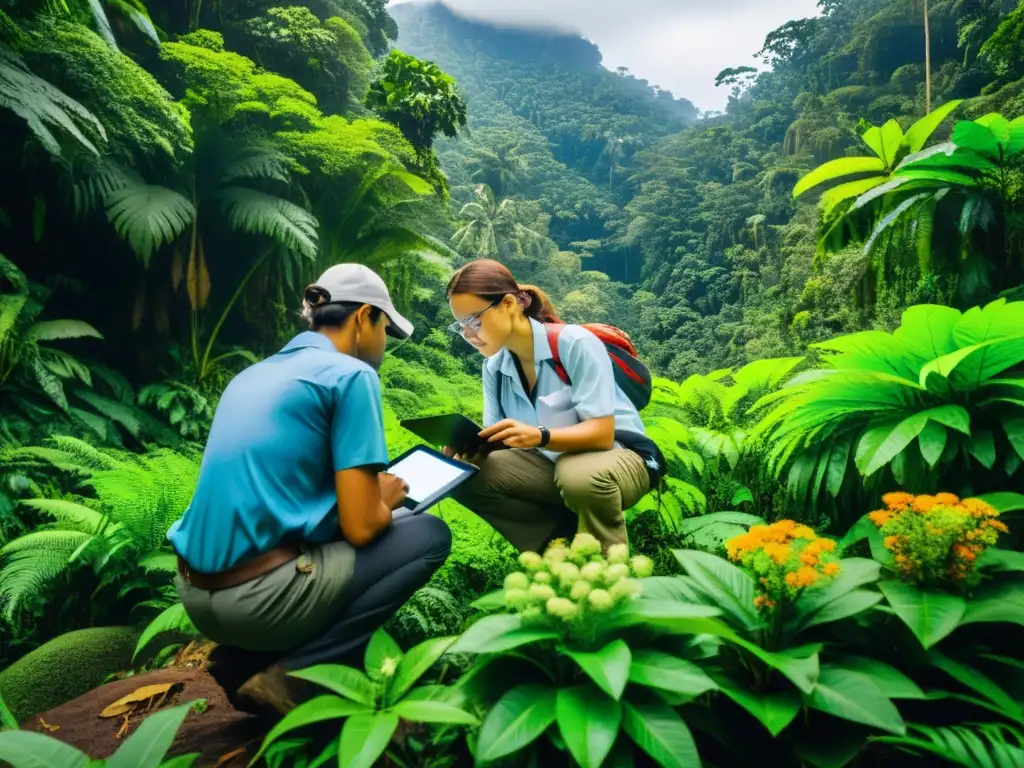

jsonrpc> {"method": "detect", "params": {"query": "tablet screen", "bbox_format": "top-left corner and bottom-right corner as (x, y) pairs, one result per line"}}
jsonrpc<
(388, 447), (474, 506)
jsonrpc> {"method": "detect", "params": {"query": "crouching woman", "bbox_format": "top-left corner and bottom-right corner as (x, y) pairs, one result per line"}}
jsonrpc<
(444, 258), (661, 554)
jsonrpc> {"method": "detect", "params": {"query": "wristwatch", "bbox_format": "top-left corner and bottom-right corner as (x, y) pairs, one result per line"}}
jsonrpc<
(537, 425), (551, 448)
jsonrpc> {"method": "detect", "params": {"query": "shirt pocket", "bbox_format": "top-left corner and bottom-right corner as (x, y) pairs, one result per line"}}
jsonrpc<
(537, 387), (579, 429)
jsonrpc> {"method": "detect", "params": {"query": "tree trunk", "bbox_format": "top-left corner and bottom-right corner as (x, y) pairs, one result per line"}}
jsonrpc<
(924, 0), (932, 113)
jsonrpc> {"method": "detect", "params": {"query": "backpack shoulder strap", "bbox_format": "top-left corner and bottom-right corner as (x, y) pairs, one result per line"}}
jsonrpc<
(545, 323), (571, 386)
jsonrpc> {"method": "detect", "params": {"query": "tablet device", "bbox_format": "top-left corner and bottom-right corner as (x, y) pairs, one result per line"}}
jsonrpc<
(386, 445), (478, 519)
(399, 414), (509, 455)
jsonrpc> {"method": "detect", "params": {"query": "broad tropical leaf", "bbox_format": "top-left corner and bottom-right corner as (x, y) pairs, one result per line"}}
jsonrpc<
(105, 182), (195, 265)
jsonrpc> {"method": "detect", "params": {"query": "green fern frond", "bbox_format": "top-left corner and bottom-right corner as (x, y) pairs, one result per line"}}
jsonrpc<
(137, 552), (177, 573)
(216, 187), (318, 258)
(18, 498), (111, 534)
(0, 530), (92, 618)
(104, 180), (195, 266)
(47, 435), (124, 471)
(0, 45), (105, 157)
(69, 157), (133, 219)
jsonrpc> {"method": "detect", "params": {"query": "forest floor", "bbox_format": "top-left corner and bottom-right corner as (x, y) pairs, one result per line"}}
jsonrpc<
(19, 647), (265, 767)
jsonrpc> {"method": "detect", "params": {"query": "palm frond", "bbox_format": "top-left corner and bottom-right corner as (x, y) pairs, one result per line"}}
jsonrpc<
(69, 157), (133, 220)
(874, 723), (1024, 767)
(219, 146), (292, 185)
(105, 180), (195, 265)
(0, 45), (105, 157)
(217, 187), (318, 259)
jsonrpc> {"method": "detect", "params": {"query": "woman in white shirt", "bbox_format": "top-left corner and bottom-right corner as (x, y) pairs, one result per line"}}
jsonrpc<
(444, 258), (659, 553)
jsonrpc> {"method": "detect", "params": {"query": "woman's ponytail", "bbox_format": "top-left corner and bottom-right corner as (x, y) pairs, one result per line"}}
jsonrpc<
(517, 284), (562, 324)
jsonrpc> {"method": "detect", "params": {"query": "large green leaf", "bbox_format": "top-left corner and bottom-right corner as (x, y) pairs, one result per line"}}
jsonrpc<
(107, 701), (202, 768)
(953, 120), (1003, 159)
(929, 651), (1023, 719)
(960, 579), (1024, 629)
(26, 320), (103, 342)
(801, 589), (883, 630)
(855, 406), (969, 476)
(0, 731), (89, 768)
(807, 668), (905, 735)
(903, 100), (963, 153)
(602, 599), (728, 638)
(390, 699), (478, 725)
(451, 614), (559, 655)
(556, 686), (621, 768)
(563, 640), (631, 700)
(825, 656), (925, 700)
(476, 685), (557, 763)
(621, 700), (701, 768)
(105, 182), (194, 266)
(793, 156), (886, 198)
(976, 549), (1024, 574)
(672, 549), (760, 631)
(794, 558), (881, 619)
(628, 650), (718, 699)
(974, 492), (1024, 514)
(253, 696), (369, 762)
(289, 664), (376, 705)
(389, 635), (456, 703)
(717, 682), (801, 736)
(878, 580), (966, 649)
(365, 628), (403, 680)
(820, 177), (888, 216)
(338, 713), (399, 768)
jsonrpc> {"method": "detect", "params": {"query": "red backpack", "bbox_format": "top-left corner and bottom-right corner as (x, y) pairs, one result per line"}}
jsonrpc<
(545, 323), (653, 410)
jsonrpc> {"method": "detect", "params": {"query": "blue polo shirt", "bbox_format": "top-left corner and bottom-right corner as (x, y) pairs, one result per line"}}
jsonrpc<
(167, 331), (389, 573)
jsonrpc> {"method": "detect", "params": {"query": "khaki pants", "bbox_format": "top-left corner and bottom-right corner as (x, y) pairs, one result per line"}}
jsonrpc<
(453, 448), (650, 553)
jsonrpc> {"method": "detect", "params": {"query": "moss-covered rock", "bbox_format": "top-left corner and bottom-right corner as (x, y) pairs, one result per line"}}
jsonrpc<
(0, 625), (140, 720)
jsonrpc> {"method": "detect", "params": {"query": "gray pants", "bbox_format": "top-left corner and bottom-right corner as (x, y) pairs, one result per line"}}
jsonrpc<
(176, 514), (451, 675)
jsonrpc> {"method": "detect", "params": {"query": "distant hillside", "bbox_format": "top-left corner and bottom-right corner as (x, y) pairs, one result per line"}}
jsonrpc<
(391, 1), (698, 279)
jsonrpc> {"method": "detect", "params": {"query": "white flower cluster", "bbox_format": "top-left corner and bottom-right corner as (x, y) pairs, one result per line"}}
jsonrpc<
(502, 533), (654, 624)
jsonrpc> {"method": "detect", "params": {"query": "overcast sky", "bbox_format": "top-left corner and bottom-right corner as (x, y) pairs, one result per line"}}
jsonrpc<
(391, 0), (822, 112)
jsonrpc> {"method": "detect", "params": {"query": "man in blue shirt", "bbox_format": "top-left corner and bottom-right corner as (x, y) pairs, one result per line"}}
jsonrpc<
(168, 264), (451, 719)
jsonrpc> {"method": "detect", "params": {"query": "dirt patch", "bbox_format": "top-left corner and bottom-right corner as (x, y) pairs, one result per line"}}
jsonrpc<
(19, 668), (267, 768)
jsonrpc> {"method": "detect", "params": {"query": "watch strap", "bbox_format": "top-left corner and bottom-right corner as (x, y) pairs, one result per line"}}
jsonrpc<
(537, 425), (551, 448)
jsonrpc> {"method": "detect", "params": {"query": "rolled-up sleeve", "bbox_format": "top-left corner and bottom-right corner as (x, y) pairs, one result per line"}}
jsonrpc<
(561, 328), (615, 420)
(482, 360), (500, 427)
(331, 369), (389, 472)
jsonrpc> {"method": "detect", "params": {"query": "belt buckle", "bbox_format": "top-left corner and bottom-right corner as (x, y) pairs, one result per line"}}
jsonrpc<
(296, 546), (314, 575)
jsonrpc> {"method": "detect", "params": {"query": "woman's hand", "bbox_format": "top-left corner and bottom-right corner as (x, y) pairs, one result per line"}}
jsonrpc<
(480, 419), (543, 449)
(443, 445), (487, 467)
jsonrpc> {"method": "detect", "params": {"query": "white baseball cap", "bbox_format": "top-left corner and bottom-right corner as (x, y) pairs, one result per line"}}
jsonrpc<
(310, 264), (414, 340)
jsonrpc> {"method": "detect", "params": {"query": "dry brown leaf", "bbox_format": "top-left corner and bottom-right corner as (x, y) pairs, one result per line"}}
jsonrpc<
(213, 747), (247, 767)
(38, 717), (59, 732)
(99, 683), (176, 718)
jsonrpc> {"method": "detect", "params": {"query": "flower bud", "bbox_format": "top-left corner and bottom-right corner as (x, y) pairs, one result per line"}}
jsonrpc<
(629, 555), (654, 579)
(609, 579), (641, 602)
(379, 657), (398, 677)
(554, 562), (581, 586)
(571, 533), (603, 557)
(587, 588), (613, 611)
(528, 583), (556, 602)
(532, 570), (552, 584)
(570, 580), (592, 601)
(504, 572), (530, 591)
(607, 543), (629, 564)
(519, 552), (543, 572)
(604, 563), (630, 585)
(505, 588), (529, 609)
(544, 545), (568, 565)
(546, 597), (578, 620)
(580, 562), (604, 582)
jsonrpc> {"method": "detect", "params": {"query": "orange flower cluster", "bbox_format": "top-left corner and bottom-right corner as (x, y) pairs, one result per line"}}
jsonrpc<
(726, 520), (841, 610)
(869, 492), (1007, 586)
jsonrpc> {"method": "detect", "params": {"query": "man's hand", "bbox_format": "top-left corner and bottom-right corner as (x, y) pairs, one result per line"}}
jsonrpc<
(479, 419), (543, 449)
(379, 472), (410, 510)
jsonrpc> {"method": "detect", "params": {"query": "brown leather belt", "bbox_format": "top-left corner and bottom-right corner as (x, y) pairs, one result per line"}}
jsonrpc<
(177, 544), (302, 591)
